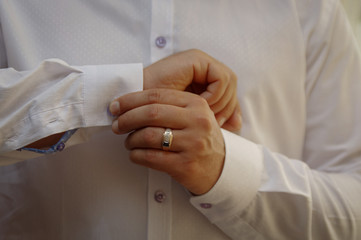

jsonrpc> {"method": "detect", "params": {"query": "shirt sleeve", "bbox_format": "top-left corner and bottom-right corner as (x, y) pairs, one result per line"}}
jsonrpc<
(0, 59), (143, 159)
(191, 0), (361, 239)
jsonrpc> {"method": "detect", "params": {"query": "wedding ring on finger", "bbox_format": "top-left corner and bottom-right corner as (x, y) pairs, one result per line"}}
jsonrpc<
(162, 128), (173, 151)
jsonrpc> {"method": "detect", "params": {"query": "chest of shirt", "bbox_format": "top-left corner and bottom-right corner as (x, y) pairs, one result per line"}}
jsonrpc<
(0, 0), (304, 71)
(0, 0), (307, 157)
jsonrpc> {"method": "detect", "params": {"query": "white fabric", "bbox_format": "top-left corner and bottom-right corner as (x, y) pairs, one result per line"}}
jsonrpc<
(342, 0), (361, 46)
(0, 60), (143, 153)
(0, 0), (360, 239)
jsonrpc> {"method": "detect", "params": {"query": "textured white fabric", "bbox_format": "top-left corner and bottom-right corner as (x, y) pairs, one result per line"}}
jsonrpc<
(0, 0), (361, 239)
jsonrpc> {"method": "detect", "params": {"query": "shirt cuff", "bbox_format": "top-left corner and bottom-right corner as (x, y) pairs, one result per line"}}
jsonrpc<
(80, 63), (143, 127)
(190, 129), (264, 223)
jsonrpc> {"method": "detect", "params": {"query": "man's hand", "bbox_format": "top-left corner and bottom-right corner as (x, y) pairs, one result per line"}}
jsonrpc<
(142, 49), (241, 131)
(111, 89), (225, 195)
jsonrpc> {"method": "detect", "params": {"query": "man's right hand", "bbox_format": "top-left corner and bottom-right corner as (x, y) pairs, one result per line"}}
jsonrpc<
(142, 49), (242, 131)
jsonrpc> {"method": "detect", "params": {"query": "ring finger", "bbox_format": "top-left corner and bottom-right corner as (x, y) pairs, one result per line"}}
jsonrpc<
(125, 127), (185, 152)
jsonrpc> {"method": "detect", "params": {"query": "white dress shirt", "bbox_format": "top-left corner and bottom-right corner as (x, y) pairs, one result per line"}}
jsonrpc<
(342, 0), (361, 46)
(0, 0), (361, 239)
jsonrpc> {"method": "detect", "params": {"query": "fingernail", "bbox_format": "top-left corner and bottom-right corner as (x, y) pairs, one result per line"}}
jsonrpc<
(112, 120), (119, 133)
(219, 117), (226, 126)
(109, 101), (120, 116)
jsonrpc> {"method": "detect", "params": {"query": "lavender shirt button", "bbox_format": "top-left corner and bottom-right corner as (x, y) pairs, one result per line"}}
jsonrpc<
(154, 190), (166, 203)
(155, 36), (167, 48)
(200, 203), (212, 209)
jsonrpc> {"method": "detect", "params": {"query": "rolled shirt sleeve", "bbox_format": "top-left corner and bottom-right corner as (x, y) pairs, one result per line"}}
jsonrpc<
(0, 59), (143, 153)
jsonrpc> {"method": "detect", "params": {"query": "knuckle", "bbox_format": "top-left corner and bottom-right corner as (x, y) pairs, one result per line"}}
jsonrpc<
(186, 49), (207, 63)
(193, 137), (207, 152)
(194, 113), (213, 131)
(190, 97), (214, 131)
(194, 96), (210, 109)
(147, 89), (161, 104)
(147, 105), (160, 121)
(143, 128), (157, 145)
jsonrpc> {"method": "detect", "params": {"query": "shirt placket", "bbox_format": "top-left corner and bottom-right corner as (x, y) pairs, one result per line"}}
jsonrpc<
(147, 0), (174, 240)
(150, 0), (174, 63)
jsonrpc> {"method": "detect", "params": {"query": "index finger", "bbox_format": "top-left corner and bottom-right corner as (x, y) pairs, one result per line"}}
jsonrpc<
(109, 89), (199, 116)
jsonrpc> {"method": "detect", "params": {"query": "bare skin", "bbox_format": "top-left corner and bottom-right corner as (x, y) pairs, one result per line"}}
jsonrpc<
(26, 48), (242, 179)
(111, 89), (225, 195)
(142, 49), (241, 131)
(110, 50), (242, 194)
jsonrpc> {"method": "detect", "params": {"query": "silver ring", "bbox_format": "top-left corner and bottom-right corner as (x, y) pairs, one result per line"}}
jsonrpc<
(162, 128), (173, 151)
